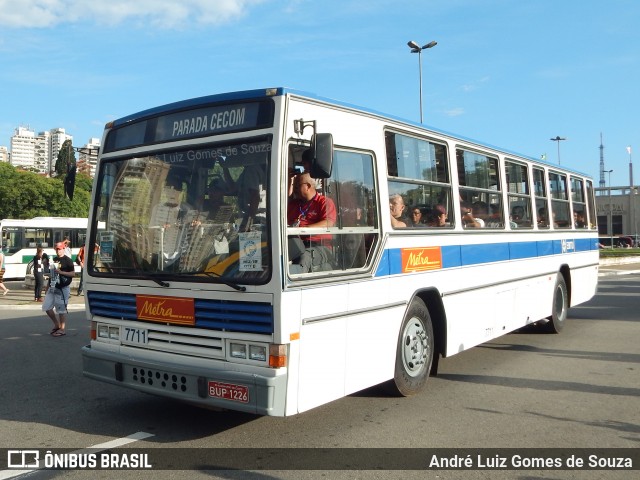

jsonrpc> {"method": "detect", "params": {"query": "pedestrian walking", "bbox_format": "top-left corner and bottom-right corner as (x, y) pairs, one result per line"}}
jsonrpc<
(75, 244), (85, 295)
(0, 250), (9, 295)
(43, 242), (74, 337)
(33, 246), (49, 301)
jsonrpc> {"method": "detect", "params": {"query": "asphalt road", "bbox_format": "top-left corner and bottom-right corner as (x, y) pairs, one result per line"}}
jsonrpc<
(0, 273), (638, 480)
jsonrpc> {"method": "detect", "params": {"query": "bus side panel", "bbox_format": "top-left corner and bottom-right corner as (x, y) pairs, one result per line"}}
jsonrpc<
(344, 280), (401, 395)
(297, 312), (348, 413)
(442, 282), (518, 355)
(441, 258), (559, 355)
(568, 261), (599, 307)
(295, 279), (396, 413)
(514, 272), (556, 326)
(280, 290), (302, 417)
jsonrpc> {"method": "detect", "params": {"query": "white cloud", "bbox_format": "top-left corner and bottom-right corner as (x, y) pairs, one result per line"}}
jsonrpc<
(444, 107), (465, 117)
(0, 0), (266, 29)
(461, 76), (490, 93)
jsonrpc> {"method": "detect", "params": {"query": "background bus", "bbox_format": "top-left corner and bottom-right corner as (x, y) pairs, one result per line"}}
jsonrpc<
(81, 88), (599, 416)
(0, 217), (88, 280)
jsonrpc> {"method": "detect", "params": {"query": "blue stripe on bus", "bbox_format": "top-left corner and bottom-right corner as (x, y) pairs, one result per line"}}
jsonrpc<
(375, 238), (598, 277)
(87, 291), (274, 334)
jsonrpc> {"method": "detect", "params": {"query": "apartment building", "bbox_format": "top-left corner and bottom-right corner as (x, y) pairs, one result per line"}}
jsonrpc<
(0, 146), (9, 163)
(8, 126), (74, 175)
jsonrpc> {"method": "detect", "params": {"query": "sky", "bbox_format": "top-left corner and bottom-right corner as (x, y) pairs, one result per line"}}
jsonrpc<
(0, 0), (638, 187)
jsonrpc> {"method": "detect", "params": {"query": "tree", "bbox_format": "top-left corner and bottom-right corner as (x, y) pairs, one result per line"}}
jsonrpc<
(54, 139), (76, 177)
(0, 162), (91, 219)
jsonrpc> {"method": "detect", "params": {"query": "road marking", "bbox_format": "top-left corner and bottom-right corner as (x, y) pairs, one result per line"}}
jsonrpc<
(0, 431), (154, 479)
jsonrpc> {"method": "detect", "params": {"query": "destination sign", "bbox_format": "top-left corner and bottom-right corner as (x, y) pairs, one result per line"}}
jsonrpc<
(104, 100), (274, 152)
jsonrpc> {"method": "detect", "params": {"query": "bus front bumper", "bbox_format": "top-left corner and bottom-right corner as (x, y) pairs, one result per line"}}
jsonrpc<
(81, 345), (287, 416)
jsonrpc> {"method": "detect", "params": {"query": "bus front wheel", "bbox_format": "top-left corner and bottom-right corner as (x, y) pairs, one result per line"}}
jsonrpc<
(544, 274), (568, 333)
(392, 298), (434, 396)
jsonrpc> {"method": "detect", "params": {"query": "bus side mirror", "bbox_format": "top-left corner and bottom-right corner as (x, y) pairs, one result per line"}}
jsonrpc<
(310, 133), (333, 179)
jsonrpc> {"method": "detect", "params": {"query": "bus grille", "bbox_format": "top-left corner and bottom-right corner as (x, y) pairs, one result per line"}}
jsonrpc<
(87, 291), (274, 334)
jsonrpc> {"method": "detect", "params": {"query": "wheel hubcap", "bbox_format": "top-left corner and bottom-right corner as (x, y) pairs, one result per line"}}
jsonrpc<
(555, 285), (566, 321)
(402, 318), (429, 377)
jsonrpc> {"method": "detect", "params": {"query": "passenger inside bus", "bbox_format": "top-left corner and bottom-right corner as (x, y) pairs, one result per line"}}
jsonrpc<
(538, 207), (549, 227)
(222, 161), (266, 232)
(288, 148), (323, 198)
(461, 201), (483, 228)
(287, 172), (336, 273)
(511, 205), (529, 227)
(485, 204), (504, 228)
(428, 205), (448, 227)
(472, 201), (489, 225)
(390, 194), (407, 228)
(409, 207), (425, 227)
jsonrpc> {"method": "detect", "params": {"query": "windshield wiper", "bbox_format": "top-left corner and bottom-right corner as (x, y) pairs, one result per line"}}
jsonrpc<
(91, 266), (171, 287)
(91, 265), (245, 291)
(133, 272), (170, 287)
(182, 270), (247, 292)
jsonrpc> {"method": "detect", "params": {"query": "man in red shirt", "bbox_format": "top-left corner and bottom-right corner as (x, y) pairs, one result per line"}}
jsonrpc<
(287, 173), (336, 273)
(287, 172), (336, 245)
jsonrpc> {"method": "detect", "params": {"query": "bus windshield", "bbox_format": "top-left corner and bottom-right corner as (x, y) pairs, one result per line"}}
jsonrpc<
(89, 137), (272, 285)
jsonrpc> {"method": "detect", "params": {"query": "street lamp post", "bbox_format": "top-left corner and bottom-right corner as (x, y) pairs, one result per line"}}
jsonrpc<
(606, 169), (614, 248)
(550, 136), (566, 165)
(628, 146), (637, 246)
(407, 40), (437, 124)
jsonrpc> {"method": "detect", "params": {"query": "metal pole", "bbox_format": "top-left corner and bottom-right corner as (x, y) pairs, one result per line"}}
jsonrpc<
(608, 170), (613, 248)
(418, 49), (423, 124)
(550, 136), (565, 165)
(629, 147), (636, 246)
(408, 40), (436, 124)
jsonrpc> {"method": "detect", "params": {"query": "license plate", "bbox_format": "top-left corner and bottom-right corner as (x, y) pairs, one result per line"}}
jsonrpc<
(208, 381), (249, 403)
(122, 327), (149, 345)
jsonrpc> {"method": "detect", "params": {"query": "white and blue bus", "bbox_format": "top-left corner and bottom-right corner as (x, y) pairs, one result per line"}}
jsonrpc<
(81, 88), (599, 416)
(0, 217), (89, 280)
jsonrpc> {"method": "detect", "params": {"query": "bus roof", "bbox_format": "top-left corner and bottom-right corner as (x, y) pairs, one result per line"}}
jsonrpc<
(109, 87), (592, 179)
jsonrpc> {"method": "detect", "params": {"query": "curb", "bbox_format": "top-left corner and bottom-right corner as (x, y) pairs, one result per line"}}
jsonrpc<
(598, 269), (640, 277)
(0, 303), (86, 311)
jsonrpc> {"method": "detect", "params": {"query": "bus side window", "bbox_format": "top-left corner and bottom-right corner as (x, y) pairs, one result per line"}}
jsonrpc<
(289, 149), (378, 276)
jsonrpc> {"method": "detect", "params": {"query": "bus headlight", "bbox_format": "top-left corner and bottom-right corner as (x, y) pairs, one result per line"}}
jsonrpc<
(230, 342), (247, 359)
(109, 327), (120, 340)
(97, 324), (119, 341)
(249, 345), (267, 362)
(226, 341), (270, 364)
(98, 324), (109, 339)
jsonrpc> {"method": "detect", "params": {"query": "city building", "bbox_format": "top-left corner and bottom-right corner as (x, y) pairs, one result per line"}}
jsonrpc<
(10, 126), (38, 170)
(8, 126), (74, 175)
(595, 186), (639, 246)
(77, 137), (101, 177)
(0, 146), (9, 163)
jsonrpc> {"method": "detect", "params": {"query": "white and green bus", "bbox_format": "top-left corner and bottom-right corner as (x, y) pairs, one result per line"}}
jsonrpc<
(0, 217), (88, 279)
(81, 88), (599, 416)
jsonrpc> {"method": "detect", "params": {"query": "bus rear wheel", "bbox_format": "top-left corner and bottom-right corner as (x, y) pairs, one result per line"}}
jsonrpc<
(544, 274), (568, 333)
(391, 298), (434, 396)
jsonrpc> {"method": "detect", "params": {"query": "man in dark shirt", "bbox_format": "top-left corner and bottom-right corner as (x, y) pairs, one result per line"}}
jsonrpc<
(43, 242), (75, 337)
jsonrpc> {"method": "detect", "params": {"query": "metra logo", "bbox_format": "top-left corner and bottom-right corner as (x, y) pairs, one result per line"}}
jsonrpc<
(561, 239), (576, 253)
(401, 247), (443, 273)
(136, 295), (195, 325)
(140, 300), (172, 316)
